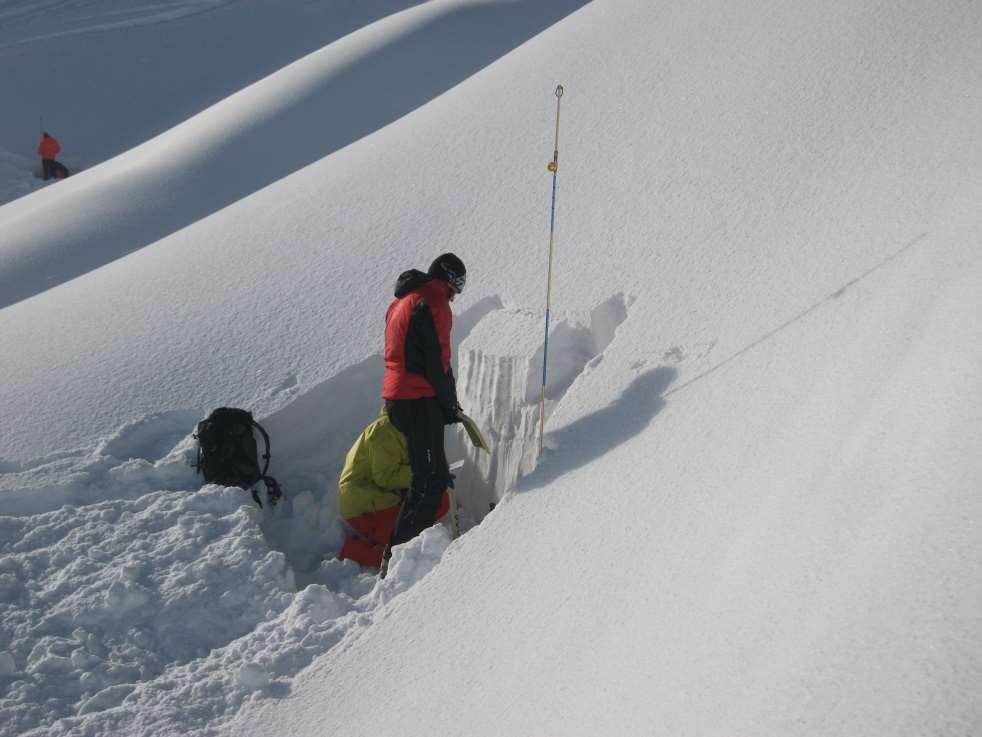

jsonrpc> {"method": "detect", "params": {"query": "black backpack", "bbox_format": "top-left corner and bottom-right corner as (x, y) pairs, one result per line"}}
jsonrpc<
(194, 407), (282, 508)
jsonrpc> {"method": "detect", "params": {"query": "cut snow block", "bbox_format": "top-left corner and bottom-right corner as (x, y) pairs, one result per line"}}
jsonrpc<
(453, 298), (628, 523)
(454, 310), (544, 522)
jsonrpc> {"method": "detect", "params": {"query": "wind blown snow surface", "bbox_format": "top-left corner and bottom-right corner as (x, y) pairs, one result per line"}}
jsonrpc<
(1, 0), (981, 735)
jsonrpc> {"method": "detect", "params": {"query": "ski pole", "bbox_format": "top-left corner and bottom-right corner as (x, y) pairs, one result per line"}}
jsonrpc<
(379, 497), (406, 580)
(538, 84), (564, 455)
(448, 488), (461, 539)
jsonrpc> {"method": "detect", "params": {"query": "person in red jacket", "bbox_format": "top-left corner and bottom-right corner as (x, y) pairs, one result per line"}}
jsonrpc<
(381, 253), (466, 568)
(37, 132), (61, 180)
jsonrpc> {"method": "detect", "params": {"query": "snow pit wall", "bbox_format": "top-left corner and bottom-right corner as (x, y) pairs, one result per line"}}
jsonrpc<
(452, 295), (628, 525)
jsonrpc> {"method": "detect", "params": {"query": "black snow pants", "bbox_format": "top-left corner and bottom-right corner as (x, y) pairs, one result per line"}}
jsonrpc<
(41, 158), (55, 180)
(386, 396), (451, 548)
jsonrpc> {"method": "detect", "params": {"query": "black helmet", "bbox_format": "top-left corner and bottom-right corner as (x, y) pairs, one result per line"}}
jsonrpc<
(428, 253), (466, 293)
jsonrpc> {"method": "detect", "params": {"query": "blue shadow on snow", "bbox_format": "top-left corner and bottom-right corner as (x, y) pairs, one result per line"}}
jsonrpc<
(514, 366), (678, 494)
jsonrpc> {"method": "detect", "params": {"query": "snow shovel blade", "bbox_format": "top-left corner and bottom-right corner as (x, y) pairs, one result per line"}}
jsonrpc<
(457, 412), (489, 452)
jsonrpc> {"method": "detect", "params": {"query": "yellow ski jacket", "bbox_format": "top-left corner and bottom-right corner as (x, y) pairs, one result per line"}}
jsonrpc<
(338, 409), (411, 520)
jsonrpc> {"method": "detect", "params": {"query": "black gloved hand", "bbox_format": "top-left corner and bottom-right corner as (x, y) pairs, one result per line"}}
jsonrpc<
(264, 477), (283, 507)
(442, 404), (462, 425)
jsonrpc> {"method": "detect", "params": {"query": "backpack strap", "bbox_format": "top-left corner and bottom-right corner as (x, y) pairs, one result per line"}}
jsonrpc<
(250, 418), (272, 478)
(262, 475), (283, 506)
(250, 419), (283, 507)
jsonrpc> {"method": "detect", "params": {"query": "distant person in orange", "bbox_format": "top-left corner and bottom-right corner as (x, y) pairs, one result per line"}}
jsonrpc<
(37, 132), (62, 180)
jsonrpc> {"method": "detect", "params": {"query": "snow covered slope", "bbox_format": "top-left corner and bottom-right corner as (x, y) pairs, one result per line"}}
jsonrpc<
(0, 0), (429, 206)
(2, 0), (981, 735)
(0, 0), (589, 309)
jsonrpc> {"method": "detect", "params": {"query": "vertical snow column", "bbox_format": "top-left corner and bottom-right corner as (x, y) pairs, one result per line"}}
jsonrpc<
(454, 309), (543, 524)
(452, 296), (628, 525)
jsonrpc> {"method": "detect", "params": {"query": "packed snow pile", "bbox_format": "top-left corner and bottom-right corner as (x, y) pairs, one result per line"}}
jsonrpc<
(0, 412), (202, 517)
(0, 472), (452, 737)
(0, 486), (292, 733)
(0, 395), (462, 737)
